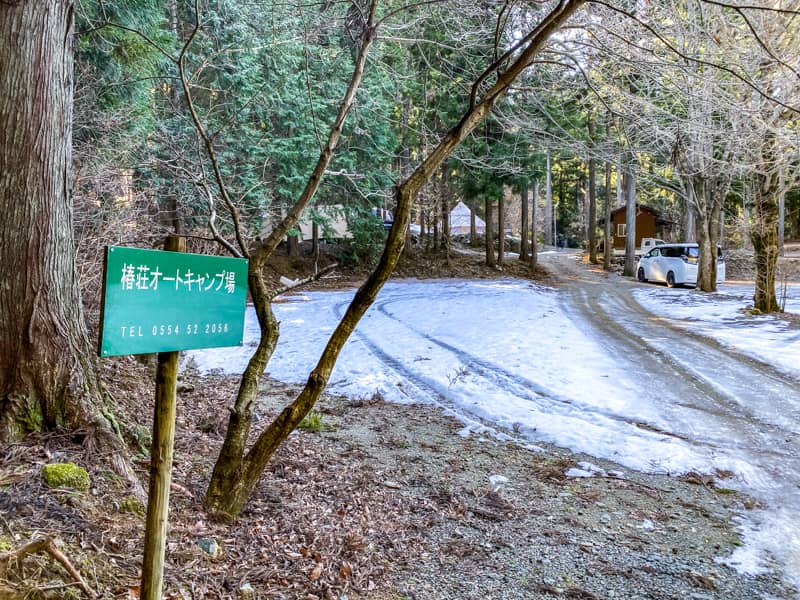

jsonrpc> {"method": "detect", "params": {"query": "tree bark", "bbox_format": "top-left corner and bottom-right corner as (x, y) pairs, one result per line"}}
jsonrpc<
(470, 204), (477, 247)
(432, 203), (440, 252)
(694, 179), (721, 292)
(519, 182), (529, 261)
(497, 195), (505, 266)
(286, 234), (299, 258)
(530, 179), (539, 270)
(312, 222), (320, 263)
(205, 268), (279, 512)
(683, 183), (697, 242)
(623, 163), (637, 277)
(0, 0), (112, 446)
(441, 166), (451, 263)
(545, 151), (553, 245)
(485, 198), (496, 267)
(778, 164), (785, 256)
(751, 167), (781, 312)
(603, 159), (612, 270)
(588, 157), (597, 264)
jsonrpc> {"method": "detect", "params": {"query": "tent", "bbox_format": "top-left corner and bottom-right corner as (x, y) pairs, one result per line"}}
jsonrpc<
(449, 201), (485, 235)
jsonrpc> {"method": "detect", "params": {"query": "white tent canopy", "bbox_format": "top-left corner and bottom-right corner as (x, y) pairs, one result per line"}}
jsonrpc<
(449, 200), (485, 235)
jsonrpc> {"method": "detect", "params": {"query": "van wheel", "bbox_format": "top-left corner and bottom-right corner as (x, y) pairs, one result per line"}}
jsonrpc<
(666, 271), (677, 288)
(637, 267), (647, 282)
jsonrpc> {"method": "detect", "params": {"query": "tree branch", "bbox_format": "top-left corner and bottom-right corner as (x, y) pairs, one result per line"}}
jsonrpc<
(0, 537), (95, 598)
(250, 0), (381, 268)
(588, 0), (800, 116)
(177, 0), (250, 257)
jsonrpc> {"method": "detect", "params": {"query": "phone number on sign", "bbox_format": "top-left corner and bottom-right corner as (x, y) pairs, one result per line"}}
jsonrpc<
(119, 323), (231, 338)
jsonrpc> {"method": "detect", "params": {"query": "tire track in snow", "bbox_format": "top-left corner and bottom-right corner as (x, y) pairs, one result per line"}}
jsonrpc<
(374, 293), (799, 459)
(566, 282), (800, 452)
(332, 300), (529, 443)
(337, 293), (699, 448)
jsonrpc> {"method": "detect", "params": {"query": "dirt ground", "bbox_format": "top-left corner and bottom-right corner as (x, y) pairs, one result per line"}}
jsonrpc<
(0, 244), (796, 599)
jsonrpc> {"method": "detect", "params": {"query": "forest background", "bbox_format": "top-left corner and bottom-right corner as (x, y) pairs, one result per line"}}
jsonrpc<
(0, 0), (799, 595)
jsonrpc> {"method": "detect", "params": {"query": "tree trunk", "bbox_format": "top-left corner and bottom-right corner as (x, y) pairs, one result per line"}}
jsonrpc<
(312, 222), (320, 263)
(498, 195), (505, 266)
(432, 205), (440, 252)
(580, 177), (587, 245)
(485, 198), (496, 267)
(441, 166), (451, 264)
(205, 268), (280, 513)
(400, 91), (412, 248)
(694, 179), (720, 292)
(588, 157), (597, 264)
(545, 151), (553, 246)
(684, 195), (697, 242)
(623, 163), (637, 277)
(778, 164), (785, 256)
(287, 234), (299, 258)
(558, 174), (565, 246)
(520, 182), (529, 261)
(0, 0), (113, 446)
(603, 159), (612, 270)
(751, 174), (781, 312)
(530, 179), (539, 270)
(694, 211), (715, 291)
(470, 205), (477, 247)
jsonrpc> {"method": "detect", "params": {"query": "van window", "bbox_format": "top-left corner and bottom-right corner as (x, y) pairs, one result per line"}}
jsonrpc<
(688, 247), (699, 258)
(662, 247), (685, 258)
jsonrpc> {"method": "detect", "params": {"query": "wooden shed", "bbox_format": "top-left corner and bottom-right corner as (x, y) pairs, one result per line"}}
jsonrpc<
(607, 204), (666, 250)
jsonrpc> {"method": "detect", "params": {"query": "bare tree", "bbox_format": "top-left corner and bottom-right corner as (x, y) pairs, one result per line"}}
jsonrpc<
(199, 0), (587, 518)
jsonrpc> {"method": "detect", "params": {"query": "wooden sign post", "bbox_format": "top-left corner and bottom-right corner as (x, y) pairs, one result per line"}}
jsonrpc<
(141, 235), (183, 600)
(98, 236), (248, 599)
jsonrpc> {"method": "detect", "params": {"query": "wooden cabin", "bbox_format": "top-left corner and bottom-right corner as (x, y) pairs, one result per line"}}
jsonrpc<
(607, 204), (667, 250)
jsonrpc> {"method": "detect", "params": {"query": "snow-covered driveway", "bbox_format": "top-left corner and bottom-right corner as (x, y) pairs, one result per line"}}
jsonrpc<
(190, 253), (800, 592)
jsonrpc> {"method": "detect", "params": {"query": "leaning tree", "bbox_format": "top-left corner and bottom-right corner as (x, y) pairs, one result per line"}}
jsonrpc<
(198, 0), (588, 519)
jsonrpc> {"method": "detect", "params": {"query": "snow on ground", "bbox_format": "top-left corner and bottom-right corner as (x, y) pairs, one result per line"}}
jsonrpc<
(190, 278), (800, 592)
(632, 283), (800, 377)
(630, 282), (800, 587)
(190, 280), (705, 473)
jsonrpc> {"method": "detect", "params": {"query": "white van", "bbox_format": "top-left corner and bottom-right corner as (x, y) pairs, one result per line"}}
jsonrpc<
(636, 243), (725, 287)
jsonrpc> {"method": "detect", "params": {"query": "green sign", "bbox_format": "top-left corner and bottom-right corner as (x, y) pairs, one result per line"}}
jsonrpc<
(99, 246), (248, 356)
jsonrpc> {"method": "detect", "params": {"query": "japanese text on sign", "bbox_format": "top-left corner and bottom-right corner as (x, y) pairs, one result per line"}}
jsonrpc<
(120, 264), (237, 294)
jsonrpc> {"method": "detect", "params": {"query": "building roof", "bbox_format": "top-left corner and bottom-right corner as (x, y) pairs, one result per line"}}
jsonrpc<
(450, 201), (485, 231)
